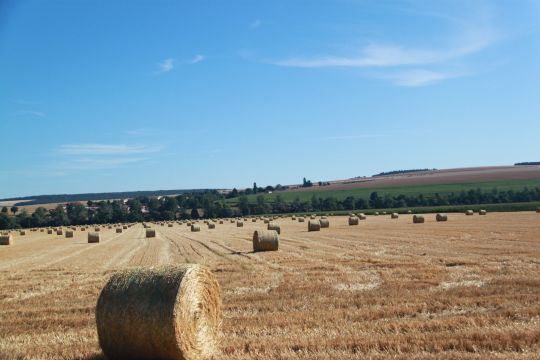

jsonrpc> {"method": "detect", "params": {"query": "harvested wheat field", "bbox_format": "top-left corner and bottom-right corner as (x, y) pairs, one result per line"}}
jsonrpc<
(1, 212), (540, 360)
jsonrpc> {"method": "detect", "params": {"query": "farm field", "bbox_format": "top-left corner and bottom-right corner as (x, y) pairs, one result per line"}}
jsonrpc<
(1, 212), (540, 359)
(227, 178), (540, 205)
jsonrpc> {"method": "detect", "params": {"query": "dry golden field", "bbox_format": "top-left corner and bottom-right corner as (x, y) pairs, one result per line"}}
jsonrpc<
(1, 212), (539, 360)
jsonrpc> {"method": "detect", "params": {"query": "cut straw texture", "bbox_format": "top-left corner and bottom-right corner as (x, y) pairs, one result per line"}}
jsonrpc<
(96, 264), (221, 360)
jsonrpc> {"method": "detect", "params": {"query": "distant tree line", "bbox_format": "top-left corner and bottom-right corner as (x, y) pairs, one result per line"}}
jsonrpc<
(373, 169), (436, 177)
(2, 187), (540, 229)
(1, 189), (209, 207)
(514, 162), (540, 166)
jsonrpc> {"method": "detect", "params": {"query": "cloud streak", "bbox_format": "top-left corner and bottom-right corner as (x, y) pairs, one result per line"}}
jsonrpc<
(16, 110), (46, 117)
(59, 144), (162, 156)
(190, 54), (206, 64)
(157, 58), (174, 73)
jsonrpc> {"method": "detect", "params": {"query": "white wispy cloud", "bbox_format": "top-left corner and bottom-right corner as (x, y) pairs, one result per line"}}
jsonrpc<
(16, 110), (46, 117)
(271, 28), (495, 68)
(59, 144), (162, 155)
(267, 3), (498, 87)
(157, 58), (174, 73)
(383, 70), (463, 87)
(251, 19), (262, 29)
(190, 54), (206, 64)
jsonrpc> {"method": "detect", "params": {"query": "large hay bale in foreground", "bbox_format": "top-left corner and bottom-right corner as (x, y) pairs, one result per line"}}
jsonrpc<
(253, 230), (279, 252)
(391, 213), (399, 219)
(348, 216), (359, 225)
(96, 265), (221, 360)
(319, 219), (330, 228)
(191, 224), (201, 232)
(436, 213), (448, 222)
(88, 232), (100, 243)
(65, 230), (74, 238)
(0, 235), (13, 245)
(479, 209), (487, 215)
(267, 222), (281, 234)
(308, 220), (321, 231)
(146, 229), (156, 238)
(413, 215), (425, 224)
(466, 210), (474, 215)
(236, 221), (243, 227)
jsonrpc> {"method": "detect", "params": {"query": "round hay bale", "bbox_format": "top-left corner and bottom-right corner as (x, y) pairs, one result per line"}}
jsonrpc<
(65, 230), (74, 238)
(19, 230), (26, 236)
(0, 235), (13, 245)
(95, 227), (101, 232)
(319, 219), (330, 228)
(146, 229), (156, 238)
(116, 228), (122, 233)
(88, 232), (100, 243)
(391, 213), (399, 219)
(236, 221), (243, 227)
(96, 264), (221, 360)
(291, 216), (296, 220)
(219, 220), (223, 224)
(191, 224), (201, 232)
(374, 212), (379, 216)
(413, 215), (425, 224)
(230, 219), (235, 223)
(81, 227), (86, 231)
(47, 229), (53, 234)
(253, 230), (279, 252)
(308, 220), (321, 232)
(407, 210), (412, 214)
(436, 213), (448, 222)
(123, 225), (128, 230)
(466, 210), (474, 215)
(348, 216), (359, 225)
(267, 222), (281, 234)
(263, 219), (270, 224)
(537, 207), (540, 213)
(56, 229), (63, 236)
(298, 217), (305, 222)
(208, 223), (215, 229)
(320, 216), (327, 219)
(310, 215), (316, 220)
(382, 211), (387, 215)
(358, 213), (367, 220)
(186, 222), (192, 227)
(168, 224), (173, 228)
(251, 218), (256, 222)
(479, 209), (487, 215)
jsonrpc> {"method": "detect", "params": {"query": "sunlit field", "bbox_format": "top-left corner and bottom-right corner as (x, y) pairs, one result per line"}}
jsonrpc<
(1, 212), (539, 359)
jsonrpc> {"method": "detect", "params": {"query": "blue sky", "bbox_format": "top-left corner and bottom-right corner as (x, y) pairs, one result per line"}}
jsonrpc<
(1, 0), (539, 198)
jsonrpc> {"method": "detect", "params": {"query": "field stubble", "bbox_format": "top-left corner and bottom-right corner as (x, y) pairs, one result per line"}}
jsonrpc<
(0, 212), (539, 359)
